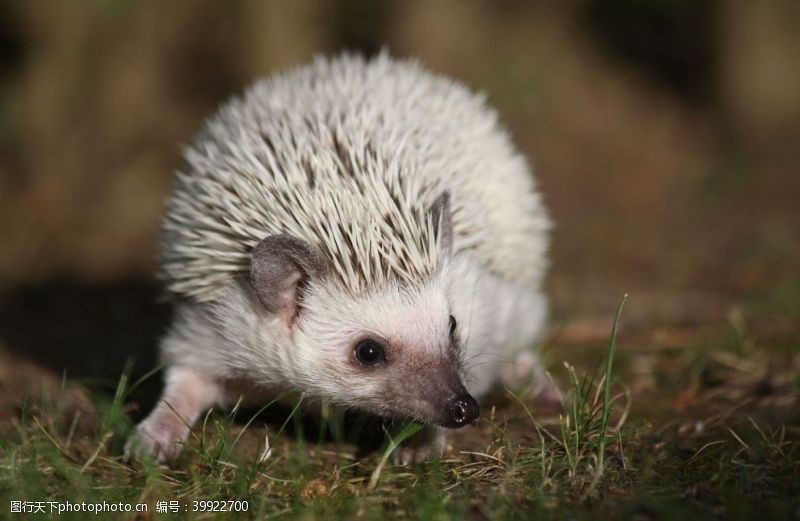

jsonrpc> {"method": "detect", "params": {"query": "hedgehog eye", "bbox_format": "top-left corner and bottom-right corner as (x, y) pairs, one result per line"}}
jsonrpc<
(449, 315), (457, 338)
(354, 339), (385, 367)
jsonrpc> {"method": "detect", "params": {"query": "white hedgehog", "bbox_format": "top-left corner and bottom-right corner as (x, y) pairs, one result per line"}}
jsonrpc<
(127, 53), (552, 465)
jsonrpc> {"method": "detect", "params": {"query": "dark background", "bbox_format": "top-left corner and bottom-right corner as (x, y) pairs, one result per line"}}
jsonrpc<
(0, 0), (798, 397)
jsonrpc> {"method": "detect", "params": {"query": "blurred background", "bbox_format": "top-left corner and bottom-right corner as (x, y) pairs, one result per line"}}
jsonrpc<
(0, 0), (798, 396)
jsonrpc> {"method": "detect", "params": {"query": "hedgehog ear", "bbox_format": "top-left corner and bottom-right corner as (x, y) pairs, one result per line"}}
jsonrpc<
(429, 191), (453, 255)
(250, 234), (326, 324)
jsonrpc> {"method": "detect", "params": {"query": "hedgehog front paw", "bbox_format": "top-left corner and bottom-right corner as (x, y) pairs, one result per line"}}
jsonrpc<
(392, 426), (446, 465)
(124, 416), (190, 465)
(500, 350), (562, 408)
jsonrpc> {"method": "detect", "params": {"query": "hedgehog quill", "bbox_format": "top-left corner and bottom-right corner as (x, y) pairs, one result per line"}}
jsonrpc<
(126, 54), (552, 465)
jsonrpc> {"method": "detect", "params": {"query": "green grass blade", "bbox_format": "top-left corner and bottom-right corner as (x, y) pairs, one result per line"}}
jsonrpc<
(368, 422), (423, 490)
(598, 293), (628, 472)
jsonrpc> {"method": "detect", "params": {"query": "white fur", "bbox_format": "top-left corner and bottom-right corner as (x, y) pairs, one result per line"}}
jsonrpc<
(155, 252), (548, 423)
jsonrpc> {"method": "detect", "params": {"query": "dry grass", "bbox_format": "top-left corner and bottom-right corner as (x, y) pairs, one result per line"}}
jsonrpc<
(1, 301), (797, 519)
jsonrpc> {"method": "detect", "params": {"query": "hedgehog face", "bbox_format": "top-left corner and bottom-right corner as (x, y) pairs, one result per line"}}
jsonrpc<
(248, 232), (478, 428)
(294, 274), (479, 429)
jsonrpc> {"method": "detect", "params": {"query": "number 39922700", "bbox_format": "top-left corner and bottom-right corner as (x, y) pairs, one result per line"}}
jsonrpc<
(192, 500), (249, 512)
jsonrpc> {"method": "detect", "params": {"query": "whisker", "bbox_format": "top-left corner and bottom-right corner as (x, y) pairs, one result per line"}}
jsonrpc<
(464, 358), (513, 371)
(461, 351), (511, 365)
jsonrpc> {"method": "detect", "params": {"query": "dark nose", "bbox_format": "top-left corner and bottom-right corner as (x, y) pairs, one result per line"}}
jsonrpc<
(444, 394), (479, 429)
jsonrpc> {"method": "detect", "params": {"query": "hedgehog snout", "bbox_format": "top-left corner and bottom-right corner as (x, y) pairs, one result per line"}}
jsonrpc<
(443, 393), (479, 429)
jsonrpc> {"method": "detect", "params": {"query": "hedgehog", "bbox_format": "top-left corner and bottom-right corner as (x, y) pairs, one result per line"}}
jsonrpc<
(126, 53), (552, 465)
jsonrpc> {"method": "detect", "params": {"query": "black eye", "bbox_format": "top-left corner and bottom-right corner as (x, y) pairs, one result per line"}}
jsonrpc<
(354, 339), (385, 367)
(449, 315), (457, 337)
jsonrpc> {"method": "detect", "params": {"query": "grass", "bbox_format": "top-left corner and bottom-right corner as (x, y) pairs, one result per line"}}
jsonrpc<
(0, 297), (798, 519)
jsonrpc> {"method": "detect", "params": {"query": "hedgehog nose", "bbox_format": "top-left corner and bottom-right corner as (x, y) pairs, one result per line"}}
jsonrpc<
(446, 394), (479, 428)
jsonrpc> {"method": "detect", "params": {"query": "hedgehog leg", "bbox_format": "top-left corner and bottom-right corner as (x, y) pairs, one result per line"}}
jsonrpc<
(509, 350), (561, 407)
(392, 425), (446, 465)
(125, 366), (223, 464)
(496, 290), (561, 407)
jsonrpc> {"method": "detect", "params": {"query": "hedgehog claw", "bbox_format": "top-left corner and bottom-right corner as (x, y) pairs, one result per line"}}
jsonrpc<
(124, 418), (189, 465)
